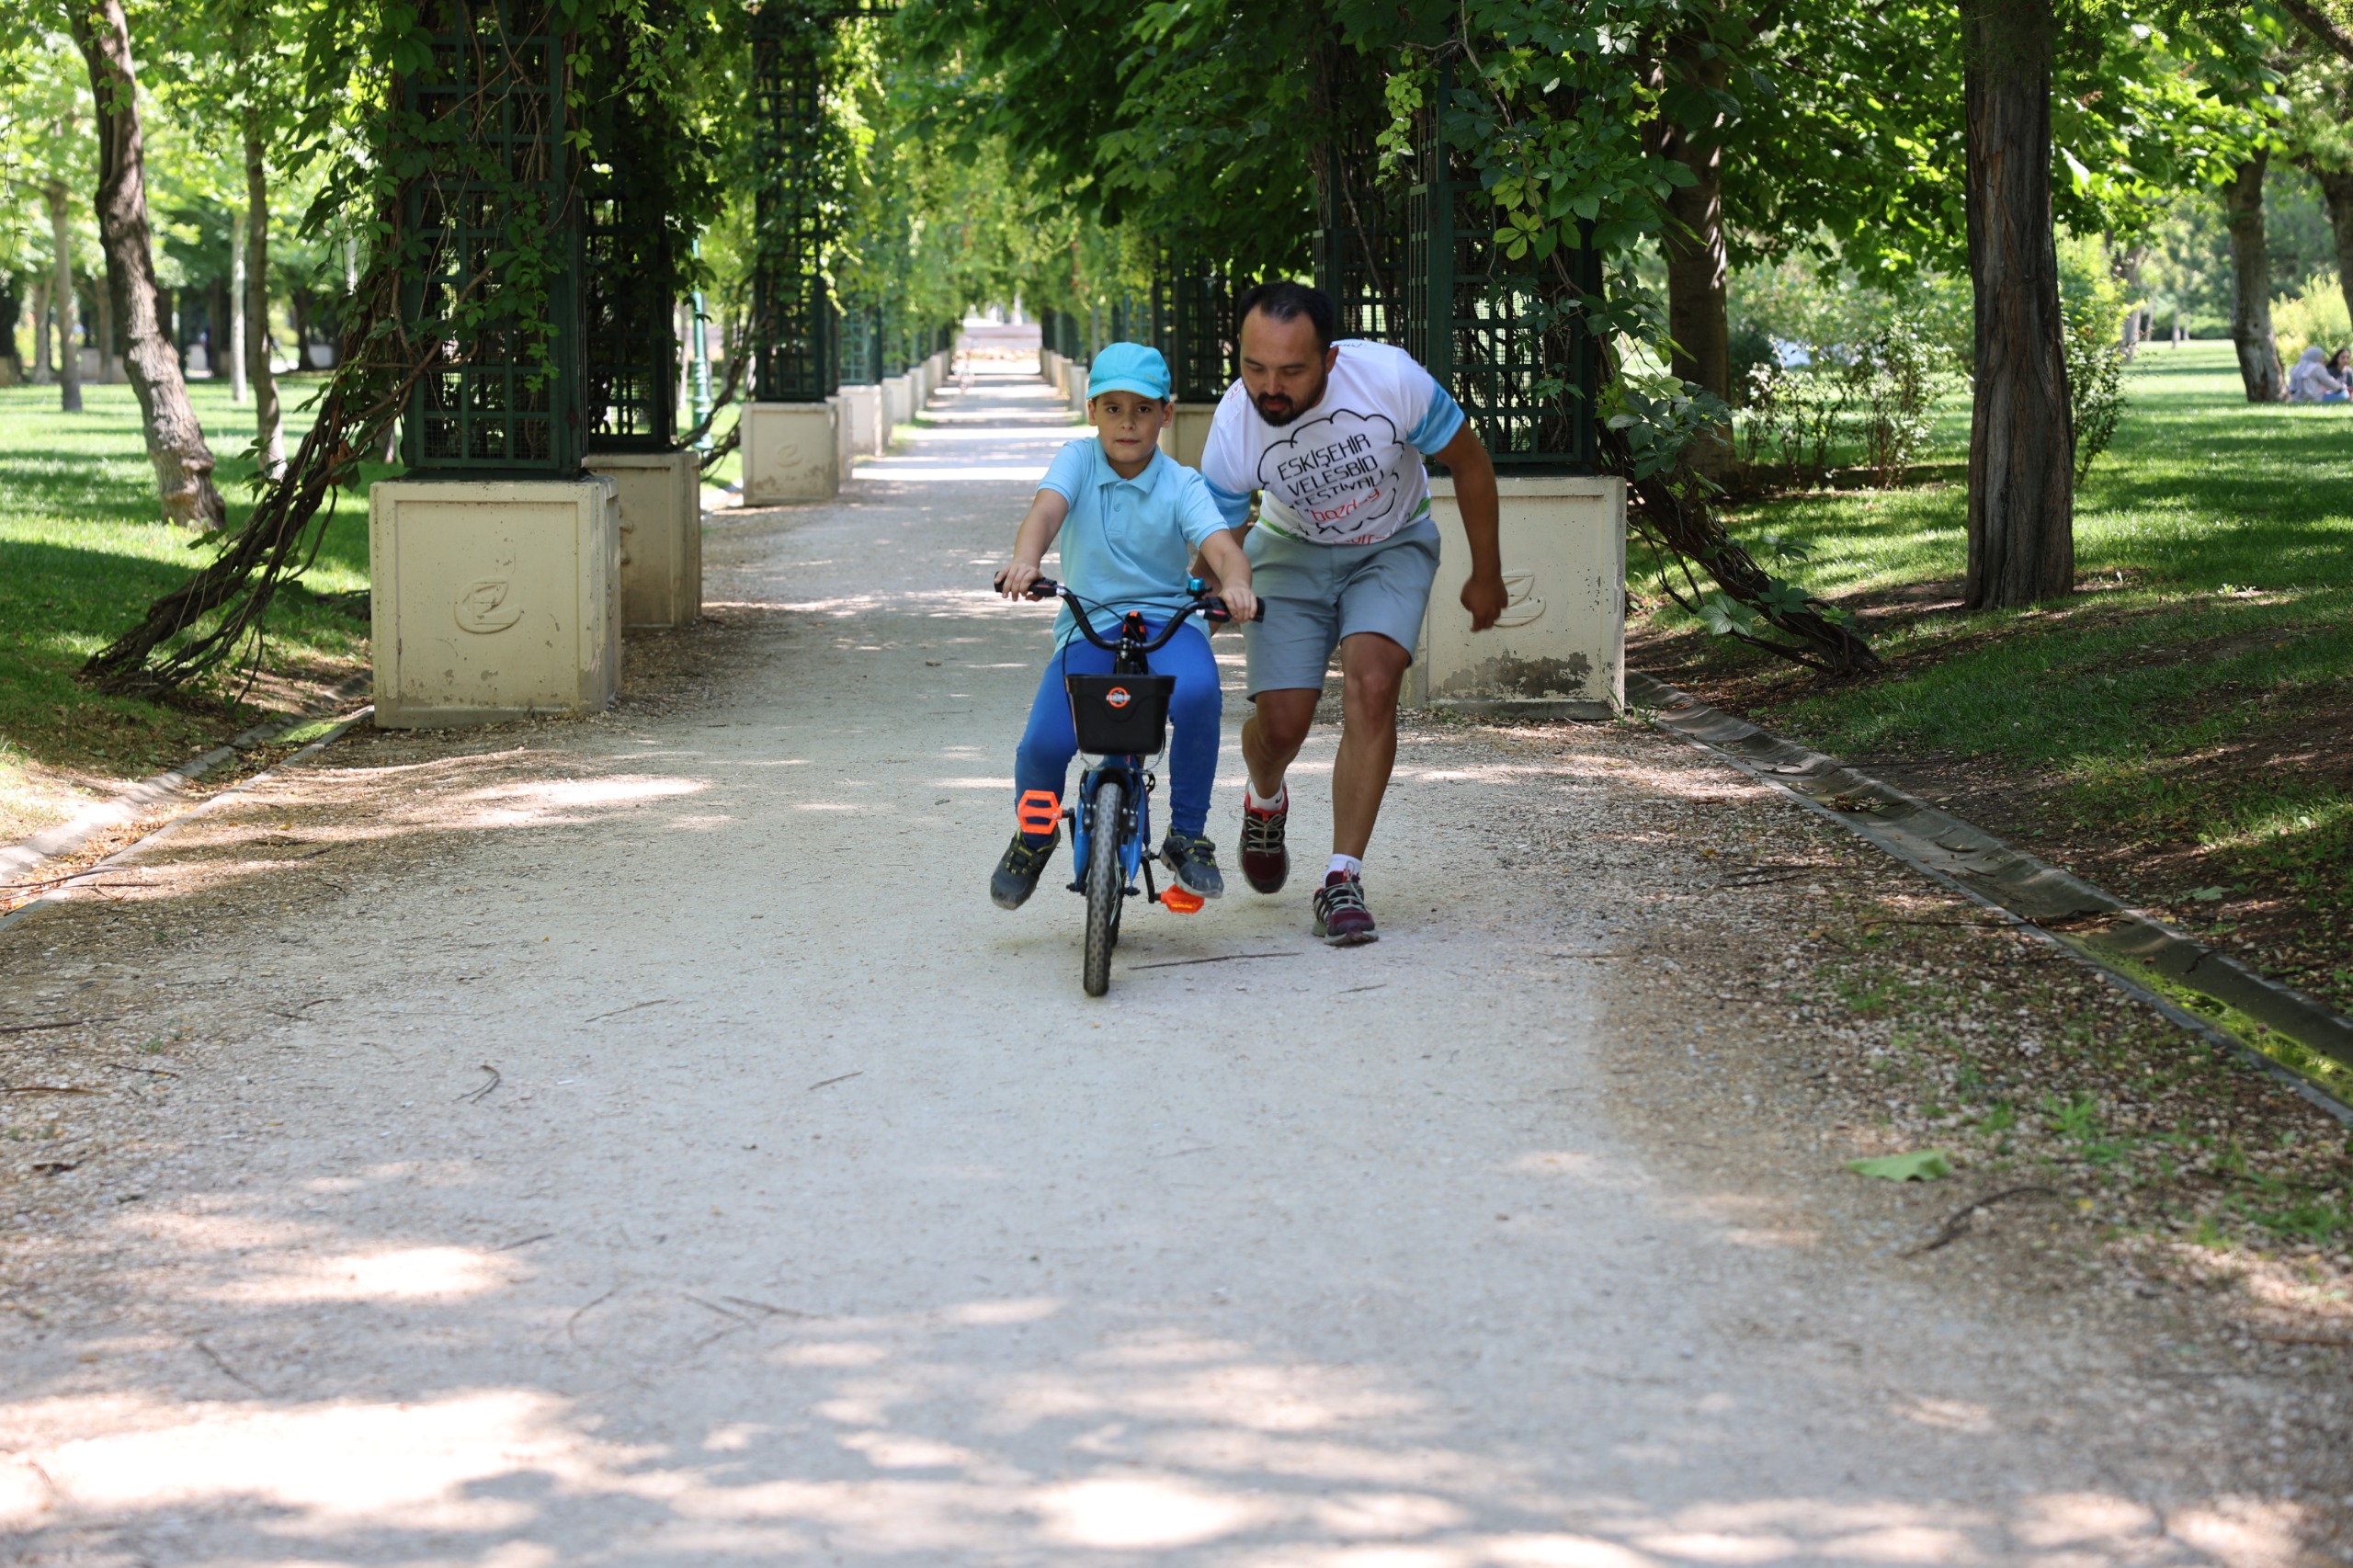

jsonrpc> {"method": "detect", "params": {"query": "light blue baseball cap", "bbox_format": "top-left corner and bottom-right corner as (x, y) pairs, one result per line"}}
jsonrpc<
(1086, 341), (1172, 403)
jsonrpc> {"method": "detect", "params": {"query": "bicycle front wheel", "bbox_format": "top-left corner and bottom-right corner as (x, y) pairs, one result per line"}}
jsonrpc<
(1082, 776), (1126, 997)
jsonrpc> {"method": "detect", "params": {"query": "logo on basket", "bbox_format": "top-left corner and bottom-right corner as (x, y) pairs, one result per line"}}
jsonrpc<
(1105, 687), (1131, 709)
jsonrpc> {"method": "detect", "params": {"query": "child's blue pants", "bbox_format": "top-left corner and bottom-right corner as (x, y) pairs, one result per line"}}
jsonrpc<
(1014, 621), (1222, 842)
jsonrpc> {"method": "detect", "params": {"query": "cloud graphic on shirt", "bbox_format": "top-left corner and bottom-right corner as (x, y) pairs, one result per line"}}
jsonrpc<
(1256, 409), (1402, 540)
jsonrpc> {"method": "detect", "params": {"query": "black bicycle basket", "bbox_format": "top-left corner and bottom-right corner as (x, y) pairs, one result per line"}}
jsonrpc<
(1065, 673), (1176, 756)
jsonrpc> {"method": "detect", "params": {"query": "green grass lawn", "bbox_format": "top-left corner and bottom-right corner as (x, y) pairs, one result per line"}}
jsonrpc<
(0, 375), (376, 841)
(1645, 340), (2353, 1008)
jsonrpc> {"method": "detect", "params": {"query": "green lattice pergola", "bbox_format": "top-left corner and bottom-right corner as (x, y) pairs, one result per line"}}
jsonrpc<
(397, 0), (585, 477)
(751, 1), (892, 403)
(1313, 141), (1406, 347)
(1404, 65), (1598, 472)
(1152, 259), (1233, 403)
(578, 18), (686, 451)
(838, 303), (881, 384)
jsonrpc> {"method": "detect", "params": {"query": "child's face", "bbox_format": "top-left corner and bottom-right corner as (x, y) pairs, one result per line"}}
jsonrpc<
(1090, 391), (1170, 472)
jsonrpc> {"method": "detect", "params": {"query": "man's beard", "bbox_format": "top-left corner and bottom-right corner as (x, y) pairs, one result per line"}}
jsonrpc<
(1251, 366), (1329, 427)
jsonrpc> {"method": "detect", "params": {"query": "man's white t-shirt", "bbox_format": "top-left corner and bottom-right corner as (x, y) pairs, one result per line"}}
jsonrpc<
(1199, 339), (1466, 546)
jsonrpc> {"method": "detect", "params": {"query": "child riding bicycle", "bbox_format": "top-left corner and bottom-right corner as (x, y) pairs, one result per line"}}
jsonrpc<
(990, 342), (1256, 910)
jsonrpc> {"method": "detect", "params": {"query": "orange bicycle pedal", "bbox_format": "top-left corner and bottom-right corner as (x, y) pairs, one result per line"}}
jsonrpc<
(1162, 886), (1205, 915)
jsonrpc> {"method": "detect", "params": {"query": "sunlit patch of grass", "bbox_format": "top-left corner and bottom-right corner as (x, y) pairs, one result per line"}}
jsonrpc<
(0, 379), (380, 835)
(1645, 342), (2353, 964)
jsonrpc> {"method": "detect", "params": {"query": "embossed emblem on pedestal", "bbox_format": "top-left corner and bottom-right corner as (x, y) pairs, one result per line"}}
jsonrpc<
(455, 578), (525, 634)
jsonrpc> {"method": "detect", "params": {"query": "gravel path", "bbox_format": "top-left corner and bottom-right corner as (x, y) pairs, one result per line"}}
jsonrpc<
(0, 367), (2325, 1565)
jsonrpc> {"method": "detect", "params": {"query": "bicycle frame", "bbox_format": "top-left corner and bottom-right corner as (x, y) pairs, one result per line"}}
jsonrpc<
(1067, 608), (1163, 906)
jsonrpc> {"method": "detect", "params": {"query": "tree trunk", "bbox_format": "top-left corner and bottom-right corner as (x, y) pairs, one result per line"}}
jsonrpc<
(70, 0), (227, 528)
(2224, 153), (2283, 403)
(1657, 28), (1733, 473)
(244, 108), (283, 477)
(94, 271), (119, 383)
(45, 181), (85, 414)
(0, 282), (23, 383)
(229, 203), (249, 405)
(1961, 0), (2074, 609)
(2313, 165), (2353, 359)
(30, 277), (54, 384)
(2112, 241), (2146, 360)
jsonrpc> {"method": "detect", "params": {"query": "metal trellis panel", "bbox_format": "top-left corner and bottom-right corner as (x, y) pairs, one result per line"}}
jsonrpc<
(579, 83), (677, 452)
(1405, 62), (1597, 472)
(746, 0), (896, 403)
(837, 302), (879, 384)
(1314, 149), (1406, 346)
(749, 6), (834, 402)
(398, 0), (584, 477)
(1152, 258), (1233, 403)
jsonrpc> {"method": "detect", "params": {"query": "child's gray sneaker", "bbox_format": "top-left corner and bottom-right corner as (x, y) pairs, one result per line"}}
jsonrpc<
(1159, 831), (1224, 899)
(991, 830), (1060, 909)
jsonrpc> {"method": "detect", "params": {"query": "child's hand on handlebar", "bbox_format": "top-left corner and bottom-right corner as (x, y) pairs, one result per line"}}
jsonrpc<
(995, 560), (1045, 599)
(1216, 584), (1258, 626)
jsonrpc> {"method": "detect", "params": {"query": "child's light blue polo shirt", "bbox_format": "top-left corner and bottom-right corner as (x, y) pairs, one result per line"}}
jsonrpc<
(1038, 437), (1230, 648)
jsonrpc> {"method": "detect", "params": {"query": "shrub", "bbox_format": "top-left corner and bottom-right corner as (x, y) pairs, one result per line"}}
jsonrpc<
(2057, 233), (2131, 479)
(2273, 269), (2351, 366)
(1730, 275), (1960, 489)
(1842, 318), (1950, 488)
(2065, 324), (2126, 479)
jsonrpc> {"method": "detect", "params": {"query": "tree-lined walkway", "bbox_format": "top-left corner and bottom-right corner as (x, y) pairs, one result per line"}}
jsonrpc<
(0, 362), (2318, 1563)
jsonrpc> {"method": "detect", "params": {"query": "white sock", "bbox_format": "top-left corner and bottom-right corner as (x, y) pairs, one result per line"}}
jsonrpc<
(1326, 853), (1363, 881)
(1246, 781), (1285, 812)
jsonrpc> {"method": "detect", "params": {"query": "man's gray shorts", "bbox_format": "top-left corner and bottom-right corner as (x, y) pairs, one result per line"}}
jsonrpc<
(1241, 516), (1440, 698)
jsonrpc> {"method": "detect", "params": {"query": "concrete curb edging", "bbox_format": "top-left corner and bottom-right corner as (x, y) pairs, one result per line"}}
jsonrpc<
(0, 704), (375, 941)
(1628, 671), (2353, 1124)
(0, 674), (373, 884)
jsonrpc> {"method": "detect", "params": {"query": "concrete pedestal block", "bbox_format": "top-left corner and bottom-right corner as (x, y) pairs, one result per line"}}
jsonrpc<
(369, 477), (620, 727)
(1166, 403), (1217, 469)
(586, 451), (699, 630)
(1412, 473), (1625, 721)
(1069, 369), (1089, 415)
(742, 401), (838, 504)
(826, 393), (853, 478)
(1041, 349), (1058, 381)
(882, 376), (913, 432)
(840, 384), (884, 456)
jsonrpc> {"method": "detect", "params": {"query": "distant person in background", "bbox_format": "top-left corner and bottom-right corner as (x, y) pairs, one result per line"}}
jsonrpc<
(2330, 349), (2352, 400)
(2287, 347), (2347, 403)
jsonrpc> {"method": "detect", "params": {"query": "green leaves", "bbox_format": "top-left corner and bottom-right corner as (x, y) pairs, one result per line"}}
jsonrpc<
(1697, 593), (1761, 636)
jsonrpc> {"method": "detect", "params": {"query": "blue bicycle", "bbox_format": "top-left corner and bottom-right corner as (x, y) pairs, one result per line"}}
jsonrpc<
(1020, 577), (1258, 996)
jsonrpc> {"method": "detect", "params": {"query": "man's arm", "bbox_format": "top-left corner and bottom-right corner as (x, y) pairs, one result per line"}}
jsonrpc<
(1434, 425), (1506, 631)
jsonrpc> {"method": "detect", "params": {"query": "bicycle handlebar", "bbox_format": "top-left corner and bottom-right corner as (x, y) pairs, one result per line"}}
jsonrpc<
(1004, 574), (1263, 653)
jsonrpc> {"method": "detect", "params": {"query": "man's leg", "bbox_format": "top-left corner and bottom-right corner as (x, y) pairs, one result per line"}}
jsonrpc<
(1241, 687), (1317, 801)
(1329, 631), (1411, 859)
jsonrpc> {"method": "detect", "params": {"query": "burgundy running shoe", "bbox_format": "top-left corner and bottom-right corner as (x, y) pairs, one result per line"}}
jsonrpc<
(1239, 788), (1290, 894)
(1313, 870), (1378, 946)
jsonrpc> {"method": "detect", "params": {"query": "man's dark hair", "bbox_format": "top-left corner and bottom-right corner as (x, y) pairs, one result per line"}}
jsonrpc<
(1235, 280), (1336, 349)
